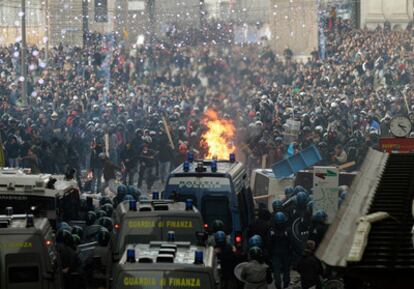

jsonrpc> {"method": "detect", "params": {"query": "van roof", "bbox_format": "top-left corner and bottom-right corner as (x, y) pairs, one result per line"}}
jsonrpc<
(117, 200), (202, 217)
(170, 160), (244, 177)
(0, 214), (50, 234)
(0, 168), (77, 197)
(119, 241), (215, 268)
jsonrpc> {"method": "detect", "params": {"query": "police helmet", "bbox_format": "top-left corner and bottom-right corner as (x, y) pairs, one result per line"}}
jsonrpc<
(272, 200), (283, 212)
(57, 221), (72, 232)
(96, 227), (111, 247)
(248, 235), (263, 249)
(95, 209), (107, 220)
(284, 187), (295, 198)
(307, 201), (314, 215)
(86, 211), (97, 226)
(72, 234), (81, 246)
(294, 185), (307, 195)
(212, 219), (224, 233)
(97, 217), (114, 232)
(248, 246), (263, 261)
(123, 194), (136, 202)
(274, 212), (288, 224)
(127, 185), (139, 195)
(312, 210), (328, 223)
(56, 229), (72, 244)
(99, 196), (113, 206)
(72, 225), (84, 239)
(214, 231), (226, 245)
(295, 191), (309, 208)
(101, 203), (114, 217)
(139, 195), (149, 201)
(118, 184), (127, 195)
(127, 186), (141, 199)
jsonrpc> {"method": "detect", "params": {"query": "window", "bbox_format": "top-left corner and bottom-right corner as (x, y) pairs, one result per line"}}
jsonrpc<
(237, 190), (248, 228)
(8, 266), (39, 283)
(202, 196), (232, 234)
(174, 193), (198, 206)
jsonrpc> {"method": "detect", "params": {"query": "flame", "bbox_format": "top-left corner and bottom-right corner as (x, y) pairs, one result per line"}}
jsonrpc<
(201, 109), (236, 159)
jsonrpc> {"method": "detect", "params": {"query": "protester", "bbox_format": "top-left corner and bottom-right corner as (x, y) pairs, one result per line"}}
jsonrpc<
(296, 240), (324, 289)
(240, 246), (273, 289)
(2, 19), (407, 191)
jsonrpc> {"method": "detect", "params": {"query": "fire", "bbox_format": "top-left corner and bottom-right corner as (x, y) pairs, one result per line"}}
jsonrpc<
(201, 109), (236, 159)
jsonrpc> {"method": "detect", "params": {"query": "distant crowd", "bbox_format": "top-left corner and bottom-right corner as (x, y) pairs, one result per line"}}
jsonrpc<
(1, 18), (413, 192)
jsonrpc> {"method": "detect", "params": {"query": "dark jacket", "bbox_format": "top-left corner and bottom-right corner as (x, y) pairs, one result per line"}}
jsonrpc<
(103, 159), (119, 181)
(5, 137), (19, 158)
(309, 223), (329, 248)
(215, 244), (239, 277)
(296, 250), (323, 289)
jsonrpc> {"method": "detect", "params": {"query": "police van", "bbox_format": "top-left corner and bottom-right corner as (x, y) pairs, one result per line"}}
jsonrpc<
(112, 241), (219, 289)
(0, 213), (59, 289)
(114, 198), (204, 259)
(164, 156), (255, 249)
(0, 168), (81, 224)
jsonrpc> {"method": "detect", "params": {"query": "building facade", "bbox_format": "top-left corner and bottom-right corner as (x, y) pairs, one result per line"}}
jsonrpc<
(360, 0), (413, 29)
(268, 0), (318, 57)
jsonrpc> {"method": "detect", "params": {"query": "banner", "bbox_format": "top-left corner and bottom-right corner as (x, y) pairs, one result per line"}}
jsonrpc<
(313, 166), (339, 223)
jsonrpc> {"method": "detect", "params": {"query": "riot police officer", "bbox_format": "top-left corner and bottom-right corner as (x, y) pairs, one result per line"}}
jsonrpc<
(247, 208), (271, 249)
(268, 212), (292, 289)
(56, 228), (82, 289)
(214, 231), (239, 289)
(309, 210), (329, 249)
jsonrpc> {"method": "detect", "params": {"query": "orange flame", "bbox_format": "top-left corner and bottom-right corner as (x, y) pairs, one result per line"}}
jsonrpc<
(201, 109), (236, 159)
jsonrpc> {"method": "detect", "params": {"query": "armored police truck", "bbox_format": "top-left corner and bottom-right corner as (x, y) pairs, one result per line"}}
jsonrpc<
(164, 156), (255, 250)
(0, 213), (59, 289)
(112, 241), (219, 289)
(0, 168), (81, 223)
(114, 199), (204, 259)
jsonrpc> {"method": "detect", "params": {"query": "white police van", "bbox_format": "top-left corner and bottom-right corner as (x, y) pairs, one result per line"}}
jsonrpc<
(112, 241), (219, 289)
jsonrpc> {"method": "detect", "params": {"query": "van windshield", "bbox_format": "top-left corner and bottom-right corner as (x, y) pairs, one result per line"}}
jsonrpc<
(119, 271), (213, 289)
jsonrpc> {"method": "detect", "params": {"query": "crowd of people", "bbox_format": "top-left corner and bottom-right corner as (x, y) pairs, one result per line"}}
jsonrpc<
(1, 18), (413, 193)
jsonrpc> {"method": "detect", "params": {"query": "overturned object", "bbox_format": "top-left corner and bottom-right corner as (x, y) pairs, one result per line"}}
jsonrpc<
(347, 212), (390, 262)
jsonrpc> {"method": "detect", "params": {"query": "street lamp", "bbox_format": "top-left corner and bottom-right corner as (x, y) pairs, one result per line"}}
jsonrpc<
(20, 0), (28, 106)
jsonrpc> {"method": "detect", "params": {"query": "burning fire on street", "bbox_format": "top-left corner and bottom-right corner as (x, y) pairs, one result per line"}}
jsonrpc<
(201, 109), (236, 159)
